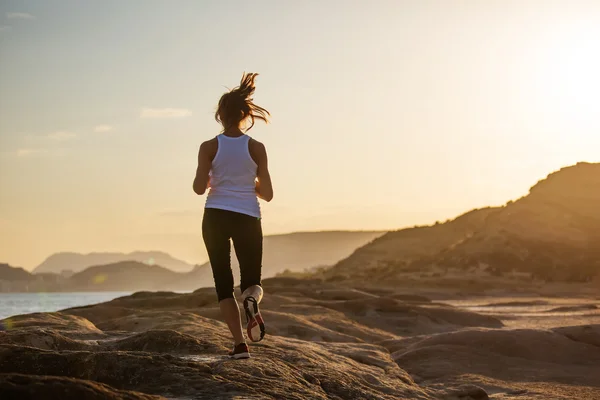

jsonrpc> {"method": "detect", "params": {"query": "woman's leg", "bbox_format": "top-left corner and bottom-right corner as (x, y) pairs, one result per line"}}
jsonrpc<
(232, 213), (265, 342)
(219, 299), (245, 346)
(202, 209), (245, 345)
(231, 214), (263, 300)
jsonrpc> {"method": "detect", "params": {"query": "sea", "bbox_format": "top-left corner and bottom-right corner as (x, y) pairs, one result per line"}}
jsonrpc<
(0, 292), (130, 320)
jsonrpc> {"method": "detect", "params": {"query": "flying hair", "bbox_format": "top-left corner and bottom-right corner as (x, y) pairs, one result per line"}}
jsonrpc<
(215, 72), (270, 131)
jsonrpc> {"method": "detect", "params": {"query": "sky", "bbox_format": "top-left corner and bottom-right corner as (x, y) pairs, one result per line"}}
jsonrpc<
(1, 0), (600, 270)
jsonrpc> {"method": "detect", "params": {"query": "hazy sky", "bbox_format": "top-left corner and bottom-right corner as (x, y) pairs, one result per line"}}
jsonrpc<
(1, 0), (599, 270)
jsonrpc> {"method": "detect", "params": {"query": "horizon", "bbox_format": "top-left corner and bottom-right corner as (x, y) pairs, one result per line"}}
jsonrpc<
(10, 160), (595, 271)
(2, 1), (600, 269)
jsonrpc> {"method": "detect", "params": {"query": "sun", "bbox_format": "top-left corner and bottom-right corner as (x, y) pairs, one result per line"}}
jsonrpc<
(524, 19), (600, 168)
(538, 22), (600, 129)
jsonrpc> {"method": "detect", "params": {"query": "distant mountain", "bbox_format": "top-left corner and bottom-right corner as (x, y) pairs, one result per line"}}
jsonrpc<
(0, 264), (34, 282)
(196, 231), (384, 282)
(324, 162), (600, 284)
(33, 231), (382, 277)
(33, 251), (195, 274)
(3, 231), (382, 293)
(0, 263), (67, 292)
(67, 261), (187, 292)
(0, 261), (197, 293)
(59, 260), (266, 292)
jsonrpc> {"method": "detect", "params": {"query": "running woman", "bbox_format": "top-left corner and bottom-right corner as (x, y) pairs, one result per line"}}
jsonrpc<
(193, 73), (273, 359)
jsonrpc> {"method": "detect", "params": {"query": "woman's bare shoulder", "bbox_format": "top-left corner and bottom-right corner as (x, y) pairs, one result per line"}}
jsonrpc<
(248, 137), (267, 164)
(248, 137), (266, 151)
(199, 137), (219, 159)
(202, 136), (218, 147)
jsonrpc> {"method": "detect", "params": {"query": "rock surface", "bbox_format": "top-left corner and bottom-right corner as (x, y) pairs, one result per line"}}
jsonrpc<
(0, 373), (164, 400)
(1, 277), (599, 399)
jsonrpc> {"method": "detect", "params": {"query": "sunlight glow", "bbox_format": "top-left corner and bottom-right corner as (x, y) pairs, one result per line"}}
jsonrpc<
(538, 23), (600, 130)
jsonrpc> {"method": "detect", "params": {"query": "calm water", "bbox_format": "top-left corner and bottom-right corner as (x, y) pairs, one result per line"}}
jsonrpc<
(0, 292), (130, 320)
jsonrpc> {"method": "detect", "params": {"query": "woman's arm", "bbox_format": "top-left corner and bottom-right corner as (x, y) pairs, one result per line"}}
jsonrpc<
(193, 141), (214, 195)
(253, 141), (273, 202)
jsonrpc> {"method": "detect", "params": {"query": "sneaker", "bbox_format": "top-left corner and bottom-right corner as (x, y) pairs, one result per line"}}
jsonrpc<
(229, 342), (250, 359)
(243, 296), (265, 342)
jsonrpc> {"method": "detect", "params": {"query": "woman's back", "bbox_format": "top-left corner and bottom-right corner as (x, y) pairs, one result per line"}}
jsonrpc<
(205, 134), (260, 218)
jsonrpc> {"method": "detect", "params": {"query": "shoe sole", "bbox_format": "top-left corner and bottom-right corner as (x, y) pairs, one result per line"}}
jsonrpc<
(230, 352), (250, 359)
(244, 296), (265, 343)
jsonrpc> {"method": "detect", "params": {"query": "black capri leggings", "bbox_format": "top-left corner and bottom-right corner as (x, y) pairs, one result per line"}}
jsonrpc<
(202, 208), (263, 302)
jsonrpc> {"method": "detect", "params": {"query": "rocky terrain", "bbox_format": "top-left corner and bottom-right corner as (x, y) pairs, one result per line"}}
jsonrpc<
(1, 277), (599, 399)
(2, 164), (599, 399)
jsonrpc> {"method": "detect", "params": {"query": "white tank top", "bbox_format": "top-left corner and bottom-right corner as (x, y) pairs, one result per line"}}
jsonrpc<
(205, 134), (261, 218)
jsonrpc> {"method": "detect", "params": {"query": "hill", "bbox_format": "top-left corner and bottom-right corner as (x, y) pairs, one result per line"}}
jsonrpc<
(66, 261), (187, 292)
(64, 230), (384, 292)
(0, 261), (204, 293)
(2, 231), (382, 293)
(0, 264), (34, 282)
(324, 162), (600, 285)
(32, 231), (382, 279)
(33, 251), (195, 274)
(0, 264), (68, 292)
(196, 230), (384, 281)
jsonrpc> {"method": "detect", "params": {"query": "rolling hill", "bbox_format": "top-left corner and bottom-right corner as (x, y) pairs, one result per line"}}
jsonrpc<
(195, 230), (384, 281)
(0, 263), (34, 282)
(323, 162), (600, 285)
(33, 251), (195, 274)
(3, 231), (382, 292)
(0, 264), (68, 292)
(33, 231), (383, 278)
(66, 261), (186, 292)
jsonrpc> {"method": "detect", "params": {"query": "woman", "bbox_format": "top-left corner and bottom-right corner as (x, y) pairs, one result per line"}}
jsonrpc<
(193, 73), (273, 359)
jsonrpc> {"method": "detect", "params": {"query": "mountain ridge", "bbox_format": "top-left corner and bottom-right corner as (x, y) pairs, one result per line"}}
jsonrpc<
(30, 230), (383, 278)
(323, 162), (600, 284)
(33, 251), (195, 274)
(1, 261), (210, 293)
(1, 231), (383, 292)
